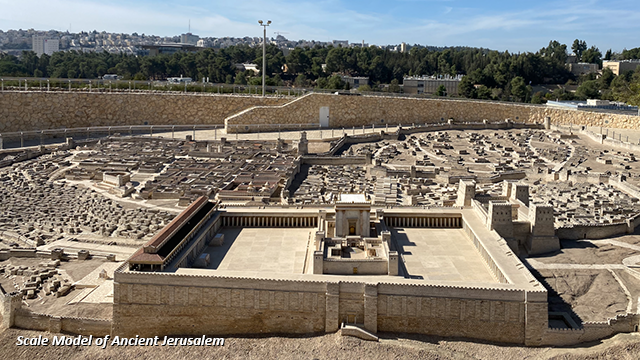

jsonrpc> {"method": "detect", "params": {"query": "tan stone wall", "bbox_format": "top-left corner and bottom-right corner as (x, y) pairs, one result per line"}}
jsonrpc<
(225, 93), (640, 132)
(377, 294), (526, 344)
(0, 92), (288, 132)
(3, 91), (638, 134)
(112, 279), (328, 337)
(113, 270), (537, 344)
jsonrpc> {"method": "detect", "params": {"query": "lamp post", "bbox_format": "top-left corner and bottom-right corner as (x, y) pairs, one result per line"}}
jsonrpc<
(258, 20), (271, 97)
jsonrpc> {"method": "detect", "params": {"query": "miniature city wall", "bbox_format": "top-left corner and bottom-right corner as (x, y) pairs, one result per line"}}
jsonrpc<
(2, 91), (640, 134)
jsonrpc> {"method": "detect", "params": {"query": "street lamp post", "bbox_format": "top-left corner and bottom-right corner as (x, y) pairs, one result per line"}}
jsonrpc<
(258, 20), (271, 97)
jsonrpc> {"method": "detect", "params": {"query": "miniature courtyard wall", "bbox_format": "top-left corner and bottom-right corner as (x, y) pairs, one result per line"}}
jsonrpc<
(0, 92), (287, 132)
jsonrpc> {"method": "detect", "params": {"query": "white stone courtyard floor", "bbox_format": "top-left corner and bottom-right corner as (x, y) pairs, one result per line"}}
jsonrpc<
(391, 228), (497, 283)
(204, 227), (311, 274)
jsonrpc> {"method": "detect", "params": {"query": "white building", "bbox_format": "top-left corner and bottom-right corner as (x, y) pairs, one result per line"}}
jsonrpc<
(32, 35), (59, 56)
(180, 33), (200, 45)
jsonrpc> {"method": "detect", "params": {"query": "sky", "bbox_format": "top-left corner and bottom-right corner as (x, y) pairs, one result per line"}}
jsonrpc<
(1, 0), (639, 53)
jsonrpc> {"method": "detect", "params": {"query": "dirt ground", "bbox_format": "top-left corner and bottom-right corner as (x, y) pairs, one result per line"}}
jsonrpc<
(534, 269), (628, 323)
(1, 328), (640, 360)
(532, 240), (638, 265)
(0, 258), (113, 319)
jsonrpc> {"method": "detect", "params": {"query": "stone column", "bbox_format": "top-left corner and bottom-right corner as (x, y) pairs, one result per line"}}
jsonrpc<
(364, 283), (378, 333)
(325, 282), (340, 332)
(388, 251), (399, 276)
(335, 211), (344, 237)
(313, 251), (324, 274)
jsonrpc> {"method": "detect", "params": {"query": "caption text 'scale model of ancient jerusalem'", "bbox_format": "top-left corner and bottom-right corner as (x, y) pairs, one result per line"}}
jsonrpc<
(5, 89), (640, 350)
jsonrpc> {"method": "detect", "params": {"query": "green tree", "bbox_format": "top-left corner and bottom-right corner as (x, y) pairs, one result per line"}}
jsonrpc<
(436, 84), (447, 96)
(476, 85), (492, 100)
(458, 75), (476, 98)
(316, 77), (328, 89)
(234, 72), (247, 85)
(598, 68), (615, 89)
(510, 76), (530, 102)
(388, 79), (401, 93)
(294, 74), (307, 87)
(572, 39), (587, 61)
(326, 75), (345, 90)
(582, 46), (602, 65)
(531, 91), (546, 104)
(576, 80), (600, 99)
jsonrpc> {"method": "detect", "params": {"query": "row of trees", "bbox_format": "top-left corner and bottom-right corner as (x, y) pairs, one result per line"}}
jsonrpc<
(1, 39), (639, 104)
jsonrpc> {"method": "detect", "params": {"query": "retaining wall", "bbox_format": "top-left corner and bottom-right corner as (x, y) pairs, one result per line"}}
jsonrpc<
(112, 269), (544, 344)
(4, 91), (639, 134)
(0, 92), (288, 132)
(225, 93), (640, 132)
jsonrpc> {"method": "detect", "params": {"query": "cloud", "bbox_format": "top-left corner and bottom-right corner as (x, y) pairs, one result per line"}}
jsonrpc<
(1, 0), (639, 52)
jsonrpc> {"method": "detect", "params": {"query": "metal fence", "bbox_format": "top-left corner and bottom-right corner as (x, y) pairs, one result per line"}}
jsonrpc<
(0, 76), (440, 100)
(0, 124), (224, 149)
(0, 76), (308, 97)
(0, 77), (555, 108)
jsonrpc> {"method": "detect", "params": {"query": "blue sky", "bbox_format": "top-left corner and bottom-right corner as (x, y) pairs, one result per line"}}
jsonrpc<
(1, 0), (639, 52)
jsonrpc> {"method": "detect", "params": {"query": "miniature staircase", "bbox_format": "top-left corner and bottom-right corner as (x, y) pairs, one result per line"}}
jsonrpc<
(223, 92), (317, 129)
(340, 323), (379, 342)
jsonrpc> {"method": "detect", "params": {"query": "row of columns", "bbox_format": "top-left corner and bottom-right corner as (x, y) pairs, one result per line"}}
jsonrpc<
(222, 216), (318, 228)
(386, 217), (462, 228)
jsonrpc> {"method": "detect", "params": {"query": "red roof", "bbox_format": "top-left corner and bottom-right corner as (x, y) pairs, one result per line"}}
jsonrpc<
(143, 196), (209, 253)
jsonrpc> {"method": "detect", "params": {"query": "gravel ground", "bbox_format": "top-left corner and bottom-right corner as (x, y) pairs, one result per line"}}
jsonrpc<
(2, 328), (640, 360)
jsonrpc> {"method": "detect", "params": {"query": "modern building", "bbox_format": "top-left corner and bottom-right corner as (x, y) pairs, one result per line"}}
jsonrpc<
(32, 35), (59, 57)
(403, 75), (462, 95)
(180, 33), (200, 45)
(332, 40), (349, 47)
(546, 100), (639, 116)
(567, 62), (599, 76)
(602, 60), (640, 76)
(139, 43), (203, 56)
(235, 63), (260, 74)
(340, 75), (370, 89)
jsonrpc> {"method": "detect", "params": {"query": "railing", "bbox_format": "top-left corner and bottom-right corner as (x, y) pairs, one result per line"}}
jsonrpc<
(0, 124), (224, 150)
(0, 76), (307, 97)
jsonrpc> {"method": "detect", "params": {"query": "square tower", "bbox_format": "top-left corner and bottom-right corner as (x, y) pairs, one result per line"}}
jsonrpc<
(527, 203), (560, 255)
(512, 184), (530, 207)
(456, 179), (476, 207)
(529, 203), (555, 237)
(487, 201), (513, 239)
